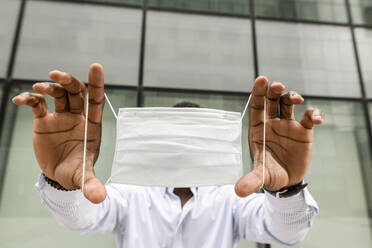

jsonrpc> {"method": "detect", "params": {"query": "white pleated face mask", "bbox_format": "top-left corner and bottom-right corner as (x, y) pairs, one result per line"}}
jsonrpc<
(80, 93), (267, 190)
(111, 107), (243, 187)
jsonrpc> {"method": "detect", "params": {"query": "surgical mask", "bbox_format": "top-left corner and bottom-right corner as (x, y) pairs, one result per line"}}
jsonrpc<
(80, 93), (267, 190)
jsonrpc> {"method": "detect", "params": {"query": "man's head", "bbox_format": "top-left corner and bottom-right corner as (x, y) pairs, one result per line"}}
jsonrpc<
(173, 101), (200, 108)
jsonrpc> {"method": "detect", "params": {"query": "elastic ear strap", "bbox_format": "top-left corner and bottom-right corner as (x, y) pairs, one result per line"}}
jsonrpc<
(105, 175), (113, 185)
(103, 92), (117, 185)
(240, 93), (252, 122)
(241, 92), (266, 189)
(261, 98), (266, 189)
(104, 93), (118, 120)
(81, 92), (90, 194)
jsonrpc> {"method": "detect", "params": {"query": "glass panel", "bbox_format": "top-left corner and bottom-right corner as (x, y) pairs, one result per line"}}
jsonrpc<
(14, 1), (141, 86)
(355, 28), (372, 98)
(148, 0), (250, 15)
(255, 0), (347, 23)
(144, 11), (254, 92)
(79, 0), (141, 5)
(350, 0), (372, 25)
(256, 21), (360, 97)
(0, 0), (20, 77)
(143, 89), (255, 248)
(0, 84), (137, 247)
(272, 100), (372, 248)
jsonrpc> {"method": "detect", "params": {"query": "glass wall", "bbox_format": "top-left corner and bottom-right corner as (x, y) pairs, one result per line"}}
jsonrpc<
(350, 0), (372, 25)
(355, 28), (372, 97)
(14, 1), (142, 85)
(255, 0), (348, 23)
(0, 0), (371, 248)
(0, 0), (20, 77)
(144, 11), (254, 91)
(256, 21), (360, 97)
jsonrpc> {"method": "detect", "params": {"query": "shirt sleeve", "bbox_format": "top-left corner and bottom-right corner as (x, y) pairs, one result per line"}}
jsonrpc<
(232, 187), (319, 246)
(35, 174), (128, 234)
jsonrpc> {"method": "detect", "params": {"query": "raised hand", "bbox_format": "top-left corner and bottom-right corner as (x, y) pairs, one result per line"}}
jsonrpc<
(235, 76), (324, 197)
(12, 64), (106, 204)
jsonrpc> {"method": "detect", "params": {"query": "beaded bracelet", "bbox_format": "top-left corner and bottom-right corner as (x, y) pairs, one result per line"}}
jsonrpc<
(43, 173), (80, 191)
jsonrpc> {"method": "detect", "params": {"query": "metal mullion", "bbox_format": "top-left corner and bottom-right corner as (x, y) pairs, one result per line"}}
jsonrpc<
(137, 0), (147, 107)
(255, 15), (350, 27)
(32, 0), (142, 9)
(250, 0), (259, 78)
(251, 1), (268, 247)
(147, 5), (251, 19)
(6, 0), (26, 78)
(0, 0), (27, 203)
(345, 0), (372, 222)
(353, 23), (372, 29)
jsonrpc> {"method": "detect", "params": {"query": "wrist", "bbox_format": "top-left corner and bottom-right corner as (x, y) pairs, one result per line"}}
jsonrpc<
(264, 181), (307, 198)
(43, 173), (79, 191)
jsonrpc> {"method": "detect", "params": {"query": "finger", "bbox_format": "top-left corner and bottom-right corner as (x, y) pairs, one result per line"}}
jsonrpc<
(250, 76), (269, 126)
(12, 92), (48, 118)
(49, 70), (85, 114)
(300, 108), (324, 129)
(33, 82), (68, 113)
(234, 167), (263, 197)
(88, 63), (105, 125)
(279, 91), (304, 120)
(266, 82), (285, 119)
(72, 164), (107, 204)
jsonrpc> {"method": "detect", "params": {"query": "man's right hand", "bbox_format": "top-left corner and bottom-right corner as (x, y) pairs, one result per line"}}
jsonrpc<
(12, 63), (106, 204)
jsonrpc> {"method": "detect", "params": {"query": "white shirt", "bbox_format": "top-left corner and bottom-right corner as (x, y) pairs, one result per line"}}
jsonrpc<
(36, 175), (318, 248)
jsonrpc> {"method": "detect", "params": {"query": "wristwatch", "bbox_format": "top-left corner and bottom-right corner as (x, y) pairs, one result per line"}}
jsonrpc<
(264, 181), (308, 198)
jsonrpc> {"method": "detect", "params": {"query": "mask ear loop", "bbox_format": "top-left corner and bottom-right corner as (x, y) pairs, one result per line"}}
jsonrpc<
(104, 92), (118, 120)
(261, 98), (266, 189)
(241, 92), (266, 190)
(81, 92), (90, 195)
(81, 92), (118, 193)
(104, 93), (117, 185)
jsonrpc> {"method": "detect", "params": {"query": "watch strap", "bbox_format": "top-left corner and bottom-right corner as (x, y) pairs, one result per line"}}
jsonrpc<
(264, 181), (308, 198)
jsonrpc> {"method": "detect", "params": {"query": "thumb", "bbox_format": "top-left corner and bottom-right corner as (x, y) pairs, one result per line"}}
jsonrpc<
(83, 173), (107, 204)
(75, 167), (107, 204)
(234, 167), (263, 197)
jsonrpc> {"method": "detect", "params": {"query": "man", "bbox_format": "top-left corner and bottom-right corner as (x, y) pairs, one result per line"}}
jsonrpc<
(12, 63), (324, 247)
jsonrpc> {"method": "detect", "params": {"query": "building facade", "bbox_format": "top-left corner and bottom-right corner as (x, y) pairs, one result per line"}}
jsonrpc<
(0, 0), (371, 247)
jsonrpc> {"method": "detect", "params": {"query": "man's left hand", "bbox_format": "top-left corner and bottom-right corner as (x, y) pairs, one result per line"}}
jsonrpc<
(235, 76), (324, 197)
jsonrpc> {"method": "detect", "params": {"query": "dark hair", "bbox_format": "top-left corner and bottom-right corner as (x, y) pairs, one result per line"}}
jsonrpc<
(173, 101), (200, 108)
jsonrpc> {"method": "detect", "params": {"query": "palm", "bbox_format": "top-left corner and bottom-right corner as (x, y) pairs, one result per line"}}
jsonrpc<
(33, 113), (101, 188)
(250, 119), (313, 190)
(13, 64), (106, 204)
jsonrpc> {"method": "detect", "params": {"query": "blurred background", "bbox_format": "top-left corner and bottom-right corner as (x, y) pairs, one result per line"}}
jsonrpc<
(0, 0), (372, 247)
